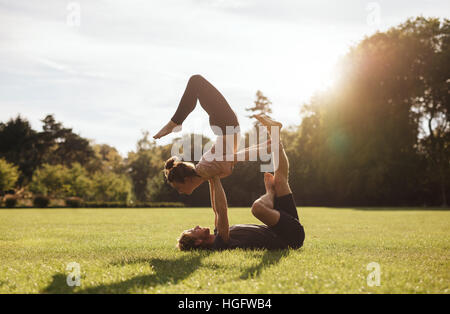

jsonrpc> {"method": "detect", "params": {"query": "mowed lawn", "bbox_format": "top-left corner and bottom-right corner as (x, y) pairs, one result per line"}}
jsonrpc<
(0, 207), (448, 294)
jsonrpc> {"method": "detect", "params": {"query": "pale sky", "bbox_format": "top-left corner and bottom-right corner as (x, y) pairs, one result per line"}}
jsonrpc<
(1, 0), (448, 155)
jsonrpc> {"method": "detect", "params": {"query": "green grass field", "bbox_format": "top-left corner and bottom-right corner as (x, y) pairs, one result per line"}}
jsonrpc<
(0, 207), (448, 294)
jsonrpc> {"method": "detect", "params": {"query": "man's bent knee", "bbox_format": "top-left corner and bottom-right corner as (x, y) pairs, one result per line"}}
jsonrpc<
(251, 200), (265, 218)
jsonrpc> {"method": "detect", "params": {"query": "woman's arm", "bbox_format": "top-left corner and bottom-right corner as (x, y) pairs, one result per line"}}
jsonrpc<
(212, 177), (229, 243)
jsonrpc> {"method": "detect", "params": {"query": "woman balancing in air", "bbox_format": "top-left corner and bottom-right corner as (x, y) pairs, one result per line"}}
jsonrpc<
(154, 74), (278, 195)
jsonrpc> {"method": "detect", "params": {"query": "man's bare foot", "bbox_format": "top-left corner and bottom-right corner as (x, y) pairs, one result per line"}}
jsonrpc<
(153, 120), (181, 139)
(252, 114), (283, 130)
(264, 172), (275, 193)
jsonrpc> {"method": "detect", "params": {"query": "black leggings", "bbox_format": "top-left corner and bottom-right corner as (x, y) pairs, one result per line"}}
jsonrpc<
(274, 194), (299, 220)
(270, 194), (305, 249)
(171, 75), (240, 135)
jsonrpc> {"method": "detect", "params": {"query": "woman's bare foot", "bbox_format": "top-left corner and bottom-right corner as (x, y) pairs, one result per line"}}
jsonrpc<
(153, 120), (181, 139)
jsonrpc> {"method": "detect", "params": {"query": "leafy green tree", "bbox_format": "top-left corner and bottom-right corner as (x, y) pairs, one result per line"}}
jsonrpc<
(147, 173), (180, 202)
(30, 162), (131, 202)
(0, 114), (96, 185)
(86, 143), (125, 174)
(290, 17), (449, 206)
(127, 131), (169, 202)
(66, 163), (94, 199)
(96, 144), (124, 173)
(30, 163), (92, 199)
(0, 158), (20, 192)
(40, 115), (95, 168)
(92, 172), (132, 203)
(30, 164), (71, 197)
(405, 17), (450, 206)
(0, 116), (40, 184)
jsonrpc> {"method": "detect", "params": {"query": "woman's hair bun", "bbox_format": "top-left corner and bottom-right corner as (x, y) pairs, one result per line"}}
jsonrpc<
(164, 157), (177, 170)
(163, 156), (198, 183)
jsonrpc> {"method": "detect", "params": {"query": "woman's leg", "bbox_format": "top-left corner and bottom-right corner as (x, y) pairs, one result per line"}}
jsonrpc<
(154, 75), (238, 140)
(170, 75), (203, 126)
(171, 75), (239, 133)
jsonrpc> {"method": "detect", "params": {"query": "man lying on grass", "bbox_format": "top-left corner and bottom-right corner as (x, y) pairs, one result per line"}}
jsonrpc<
(176, 115), (305, 251)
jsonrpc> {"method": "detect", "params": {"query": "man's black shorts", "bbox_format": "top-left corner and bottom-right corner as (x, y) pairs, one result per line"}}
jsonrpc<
(269, 194), (305, 249)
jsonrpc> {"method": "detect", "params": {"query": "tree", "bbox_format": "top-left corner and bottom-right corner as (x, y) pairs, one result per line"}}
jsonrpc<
(30, 163), (94, 199)
(92, 172), (132, 203)
(0, 158), (20, 192)
(405, 17), (450, 206)
(66, 163), (94, 199)
(0, 116), (40, 184)
(39, 115), (95, 167)
(246, 90), (272, 119)
(87, 143), (125, 174)
(29, 164), (71, 198)
(291, 17), (449, 206)
(147, 173), (180, 202)
(127, 131), (165, 202)
(246, 90), (274, 145)
(0, 114), (97, 185)
(29, 162), (133, 202)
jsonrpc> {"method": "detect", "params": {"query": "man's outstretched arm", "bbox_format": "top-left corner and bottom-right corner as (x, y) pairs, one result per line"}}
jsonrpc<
(208, 179), (218, 229)
(212, 176), (229, 243)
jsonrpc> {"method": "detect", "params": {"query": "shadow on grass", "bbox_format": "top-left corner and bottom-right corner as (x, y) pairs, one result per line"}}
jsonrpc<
(42, 249), (295, 293)
(240, 249), (290, 280)
(42, 252), (211, 294)
(42, 274), (74, 294)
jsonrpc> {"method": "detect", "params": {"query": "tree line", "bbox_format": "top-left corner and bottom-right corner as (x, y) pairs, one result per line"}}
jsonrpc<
(0, 17), (448, 207)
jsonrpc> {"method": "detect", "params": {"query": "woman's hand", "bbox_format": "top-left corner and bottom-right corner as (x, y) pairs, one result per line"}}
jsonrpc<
(153, 120), (181, 139)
